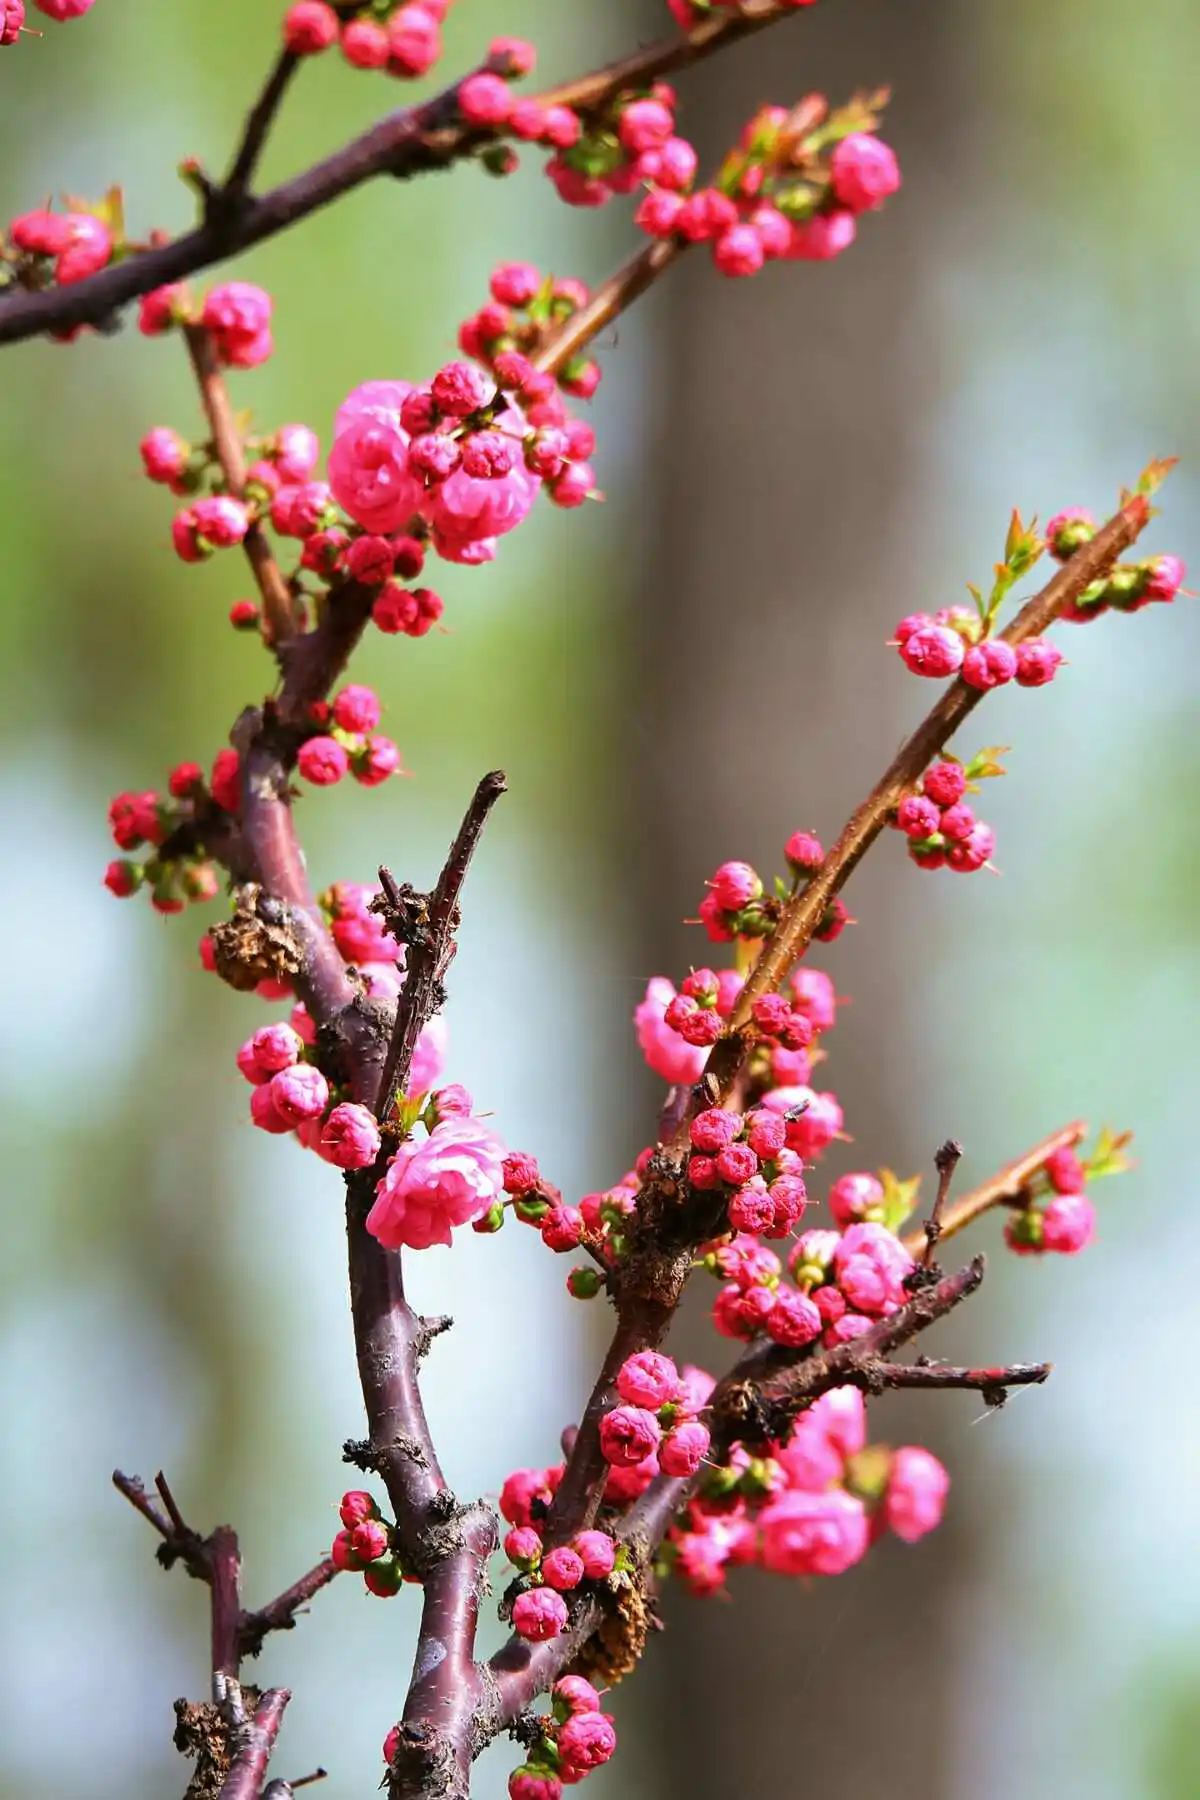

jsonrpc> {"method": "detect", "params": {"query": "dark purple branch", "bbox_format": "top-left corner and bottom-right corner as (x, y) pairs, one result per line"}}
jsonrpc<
(371, 770), (508, 1118)
(866, 1359), (1051, 1396)
(208, 1525), (243, 1679)
(238, 1558), (340, 1659)
(218, 1687), (291, 1800)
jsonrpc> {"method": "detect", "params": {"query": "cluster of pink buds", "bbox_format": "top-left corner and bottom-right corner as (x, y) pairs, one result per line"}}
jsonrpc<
(664, 1386), (949, 1596)
(696, 841), (848, 948)
(894, 610), (1062, 689)
(688, 1106), (810, 1241)
(237, 1021), (383, 1169)
(331, 1490), (409, 1597)
(542, 80), (689, 212)
(637, 94), (900, 278)
(295, 686), (404, 789)
(141, 279), (274, 368)
(1005, 1129), (1130, 1256)
(890, 756), (998, 875)
(507, 1676), (617, 1799)
(3, 205), (112, 289)
(461, 258), (607, 421)
(103, 755), (238, 912)
(599, 1352), (713, 1482)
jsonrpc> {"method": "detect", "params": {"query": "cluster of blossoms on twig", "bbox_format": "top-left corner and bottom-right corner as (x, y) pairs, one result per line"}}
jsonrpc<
(4, 4), (1188, 1799)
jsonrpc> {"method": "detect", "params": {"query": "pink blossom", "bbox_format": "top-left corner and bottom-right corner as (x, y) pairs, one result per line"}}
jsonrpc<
(351, 1517), (390, 1562)
(884, 1445), (949, 1542)
(297, 736), (349, 786)
(923, 761), (966, 807)
(274, 423), (320, 482)
(810, 1386), (867, 1457)
(833, 1221), (913, 1315)
(558, 1712), (616, 1774)
(553, 1674), (601, 1717)
(250, 1083), (293, 1135)
(319, 1103), (382, 1170)
(332, 683), (381, 734)
(423, 418), (540, 550)
(759, 1488), (869, 1576)
(830, 133), (901, 213)
(789, 967), (838, 1031)
(635, 977), (708, 1085)
(341, 18), (389, 68)
(509, 1770), (562, 1800)
(945, 822), (995, 872)
(192, 495), (250, 548)
(387, 5), (441, 77)
(616, 1350), (683, 1410)
(764, 1287), (822, 1347)
(457, 72), (512, 126)
(339, 1490), (377, 1528)
(366, 1117), (505, 1250)
(599, 1405), (662, 1468)
(962, 639), (1018, 690)
(572, 1530), (616, 1580)
(1144, 552), (1185, 602)
(249, 1022), (303, 1076)
(541, 1546), (584, 1591)
(762, 1085), (844, 1159)
(34, 1), (99, 21)
(504, 1525), (542, 1567)
(776, 1420), (843, 1493)
(1045, 1146), (1086, 1194)
(900, 623), (965, 678)
(1, 0), (26, 42)
(829, 1172), (884, 1228)
(786, 210), (857, 261)
(499, 1465), (561, 1527)
(202, 282), (273, 368)
(1041, 1192), (1096, 1254)
(329, 416), (423, 535)
(406, 1015), (446, 1097)
(1015, 639), (1064, 686)
(714, 224), (765, 278)
(511, 1587), (568, 1642)
(283, 1), (338, 53)
(659, 1420), (711, 1476)
(269, 1063), (330, 1125)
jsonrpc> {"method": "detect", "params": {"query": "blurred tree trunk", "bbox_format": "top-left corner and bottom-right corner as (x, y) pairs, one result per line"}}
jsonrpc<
(629, 5), (975, 1795)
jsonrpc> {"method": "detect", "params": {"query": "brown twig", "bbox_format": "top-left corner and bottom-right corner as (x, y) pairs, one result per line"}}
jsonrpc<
(371, 770), (508, 1120)
(0, 2), (804, 348)
(238, 1558), (340, 1659)
(691, 499), (1151, 1126)
(865, 1359), (1051, 1398)
(220, 50), (302, 202)
(922, 1138), (962, 1267)
(183, 324), (295, 645)
(900, 1121), (1086, 1256)
(531, 239), (682, 379)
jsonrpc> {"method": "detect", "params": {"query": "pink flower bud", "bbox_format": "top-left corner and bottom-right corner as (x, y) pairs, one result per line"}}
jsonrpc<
(830, 133), (901, 213)
(541, 1546), (584, 1591)
(508, 1770), (562, 1800)
(250, 1083), (293, 1135)
(140, 427), (188, 486)
(387, 4), (441, 77)
(511, 1587), (568, 1642)
(283, 1), (338, 54)
(765, 1287), (822, 1347)
(922, 761), (966, 808)
(689, 1107), (741, 1153)
(458, 71), (512, 126)
(962, 638), (1018, 690)
(636, 188), (686, 238)
(709, 859), (762, 909)
(714, 223), (766, 278)
(340, 16), (389, 67)
(945, 822), (995, 872)
(899, 624), (965, 678)
(1015, 638), (1063, 686)
(351, 1518), (390, 1562)
(659, 1420), (711, 1477)
(319, 1103), (382, 1170)
(786, 209), (857, 261)
(333, 683), (382, 734)
(1, 2), (26, 45)
(431, 360), (496, 418)
(192, 495), (250, 548)
(616, 1351), (682, 1410)
(1045, 507), (1095, 560)
(883, 1445), (949, 1542)
(504, 1525), (542, 1568)
(599, 1405), (662, 1468)
(558, 1712), (617, 1774)
(571, 1531), (616, 1581)
(364, 1560), (403, 1597)
(55, 213), (112, 284)
(829, 1171), (884, 1228)
(339, 1490), (378, 1528)
(1041, 1192), (1096, 1254)
(760, 1489), (869, 1576)
(269, 1063), (329, 1125)
(297, 736), (349, 786)
(1045, 1146), (1086, 1195)
(330, 1528), (364, 1571)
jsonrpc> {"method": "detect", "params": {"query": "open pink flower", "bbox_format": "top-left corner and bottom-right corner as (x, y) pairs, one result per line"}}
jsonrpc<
(883, 1445), (949, 1542)
(759, 1488), (869, 1577)
(833, 1222), (913, 1315)
(366, 1117), (505, 1250)
(635, 976), (708, 1085)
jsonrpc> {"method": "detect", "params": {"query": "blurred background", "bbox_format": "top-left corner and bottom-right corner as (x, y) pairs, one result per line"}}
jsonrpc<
(1, 2), (1198, 1796)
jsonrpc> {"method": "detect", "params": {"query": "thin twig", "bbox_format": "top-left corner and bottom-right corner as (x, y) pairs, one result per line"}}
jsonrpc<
(221, 51), (301, 201)
(900, 1120), (1086, 1256)
(182, 324), (295, 645)
(689, 500), (1151, 1134)
(238, 1558), (340, 1660)
(922, 1138), (962, 1268)
(371, 770), (508, 1119)
(0, 2), (806, 347)
(531, 239), (682, 379)
(866, 1359), (1051, 1397)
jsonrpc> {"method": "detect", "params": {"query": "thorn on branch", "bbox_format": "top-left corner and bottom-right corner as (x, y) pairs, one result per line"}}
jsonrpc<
(414, 1314), (454, 1362)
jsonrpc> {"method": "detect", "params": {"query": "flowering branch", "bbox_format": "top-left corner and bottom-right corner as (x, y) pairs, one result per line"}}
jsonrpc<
(900, 1120), (1087, 1256)
(183, 323), (295, 643)
(0, 1), (806, 348)
(694, 499), (1152, 1118)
